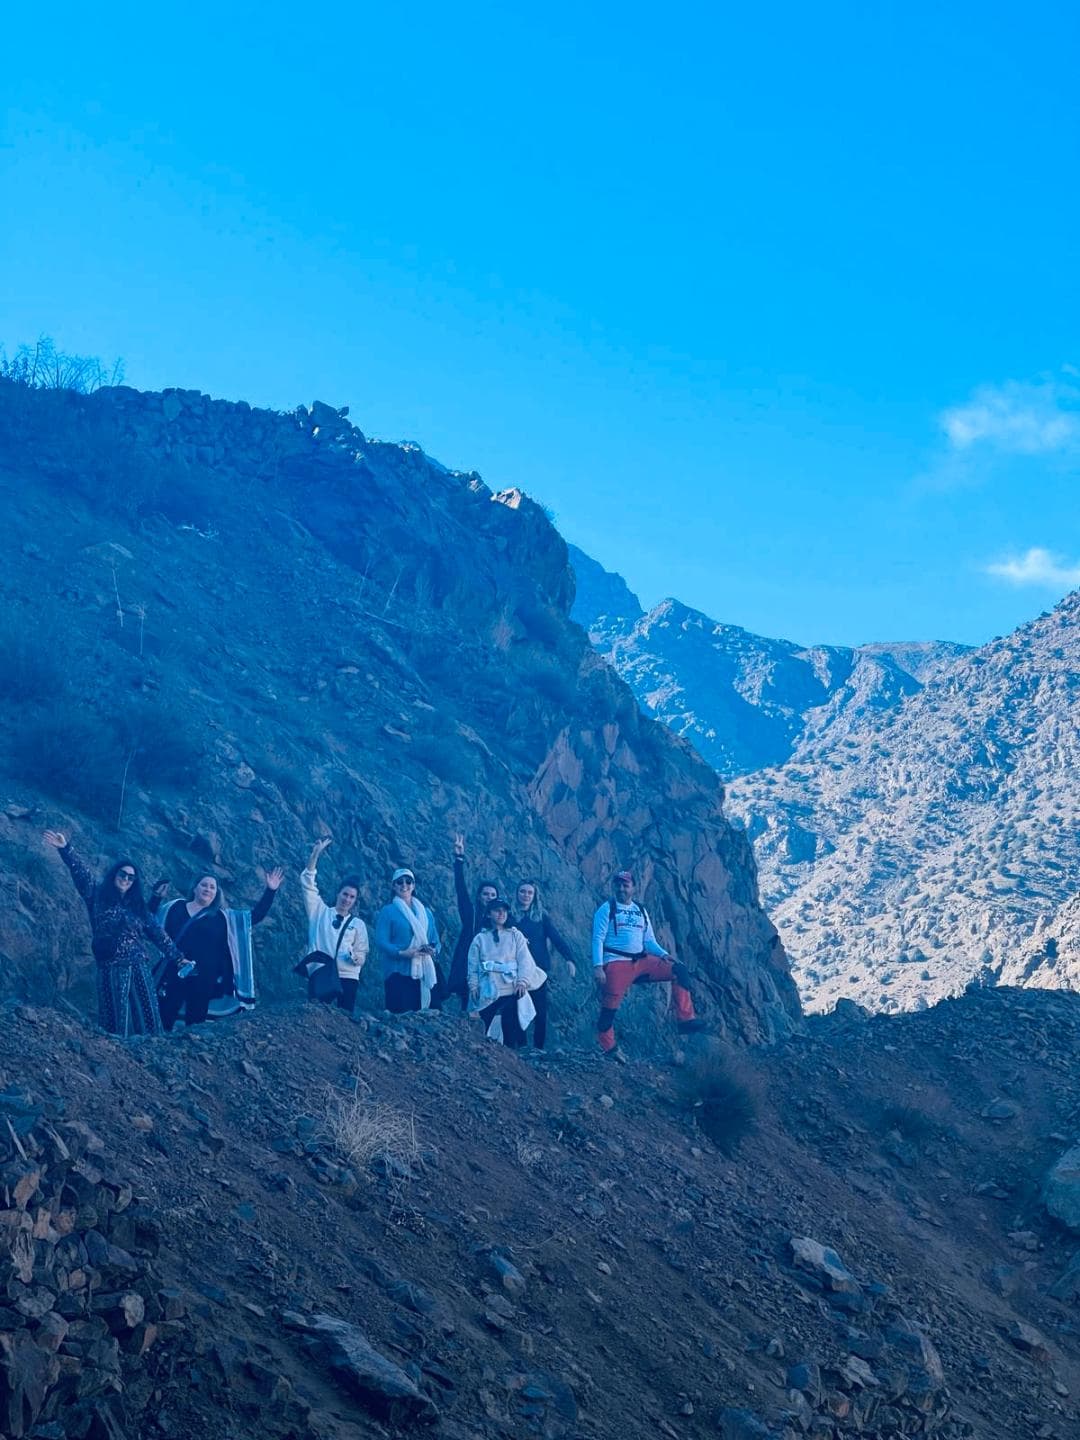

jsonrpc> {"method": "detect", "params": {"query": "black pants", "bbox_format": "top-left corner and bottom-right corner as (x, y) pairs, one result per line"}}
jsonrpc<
(159, 970), (215, 1030)
(384, 974), (422, 1014)
(336, 978), (359, 1016)
(531, 980), (549, 1049)
(479, 995), (527, 1048)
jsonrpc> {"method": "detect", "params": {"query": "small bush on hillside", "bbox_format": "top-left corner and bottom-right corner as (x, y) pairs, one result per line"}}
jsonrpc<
(121, 703), (203, 787)
(516, 600), (563, 650)
(1, 628), (66, 704)
(319, 1081), (421, 1180)
(880, 1104), (939, 1145)
(14, 714), (127, 819)
(676, 1046), (761, 1156)
(0, 337), (123, 394)
(526, 661), (577, 710)
(411, 733), (473, 786)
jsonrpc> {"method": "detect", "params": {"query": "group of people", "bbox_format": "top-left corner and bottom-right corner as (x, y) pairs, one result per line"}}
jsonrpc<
(44, 828), (706, 1056)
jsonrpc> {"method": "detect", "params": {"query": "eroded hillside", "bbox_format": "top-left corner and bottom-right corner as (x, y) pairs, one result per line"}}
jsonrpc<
(0, 379), (798, 1047)
(2, 988), (1080, 1439)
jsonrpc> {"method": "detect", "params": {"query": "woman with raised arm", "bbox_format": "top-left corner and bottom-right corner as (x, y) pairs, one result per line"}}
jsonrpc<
(511, 879), (578, 1052)
(151, 865), (283, 1029)
(446, 833), (498, 1012)
(43, 829), (184, 1038)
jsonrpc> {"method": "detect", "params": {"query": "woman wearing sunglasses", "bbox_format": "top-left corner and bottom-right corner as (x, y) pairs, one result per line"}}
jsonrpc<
(43, 829), (185, 1037)
(374, 867), (441, 1013)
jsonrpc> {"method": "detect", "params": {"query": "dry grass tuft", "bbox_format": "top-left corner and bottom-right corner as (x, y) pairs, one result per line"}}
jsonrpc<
(319, 1079), (422, 1179)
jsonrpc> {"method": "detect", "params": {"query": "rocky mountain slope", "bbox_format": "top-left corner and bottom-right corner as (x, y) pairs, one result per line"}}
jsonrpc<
(567, 547), (967, 779)
(725, 592), (1080, 1013)
(0, 378), (799, 1047)
(4, 986), (1080, 1440)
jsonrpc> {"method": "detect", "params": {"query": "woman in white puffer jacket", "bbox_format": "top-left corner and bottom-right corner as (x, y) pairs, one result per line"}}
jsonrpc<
(467, 897), (546, 1047)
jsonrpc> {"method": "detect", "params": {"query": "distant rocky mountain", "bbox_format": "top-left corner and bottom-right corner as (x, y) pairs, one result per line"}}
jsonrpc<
(569, 548), (1080, 1015)
(725, 591), (1080, 1012)
(567, 545), (968, 779)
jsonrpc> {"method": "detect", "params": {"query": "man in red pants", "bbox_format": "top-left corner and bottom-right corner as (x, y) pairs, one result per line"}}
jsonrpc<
(591, 870), (705, 1056)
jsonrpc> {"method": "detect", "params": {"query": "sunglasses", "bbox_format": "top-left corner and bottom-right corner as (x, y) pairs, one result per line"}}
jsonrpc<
(393, 877), (415, 887)
(117, 870), (136, 881)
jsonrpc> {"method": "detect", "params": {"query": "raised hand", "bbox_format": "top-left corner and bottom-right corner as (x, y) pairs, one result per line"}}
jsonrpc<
(315, 837), (333, 856)
(43, 830), (68, 849)
(265, 866), (285, 891)
(452, 833), (465, 859)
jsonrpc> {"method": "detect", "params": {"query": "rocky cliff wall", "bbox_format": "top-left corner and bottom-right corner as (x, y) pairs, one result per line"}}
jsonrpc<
(0, 379), (800, 1046)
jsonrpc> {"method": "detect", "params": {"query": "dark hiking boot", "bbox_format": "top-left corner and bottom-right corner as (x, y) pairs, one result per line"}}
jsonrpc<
(605, 1047), (628, 1065)
(677, 1019), (709, 1036)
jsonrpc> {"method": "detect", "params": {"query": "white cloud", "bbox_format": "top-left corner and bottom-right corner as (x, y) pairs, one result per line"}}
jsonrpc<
(985, 547), (1080, 588)
(942, 379), (1080, 455)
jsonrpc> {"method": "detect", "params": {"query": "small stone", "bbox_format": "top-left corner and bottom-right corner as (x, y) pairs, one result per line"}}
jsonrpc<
(130, 1115), (154, 1132)
(789, 1236), (861, 1294)
(489, 1252), (526, 1296)
(982, 1099), (1020, 1121)
(1008, 1320), (1052, 1364)
(598, 1095), (614, 1110)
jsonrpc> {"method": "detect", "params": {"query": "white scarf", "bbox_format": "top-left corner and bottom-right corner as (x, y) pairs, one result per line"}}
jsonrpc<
(393, 895), (437, 1009)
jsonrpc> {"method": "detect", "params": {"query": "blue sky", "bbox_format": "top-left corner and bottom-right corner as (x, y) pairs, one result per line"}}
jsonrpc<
(3, 1), (1078, 646)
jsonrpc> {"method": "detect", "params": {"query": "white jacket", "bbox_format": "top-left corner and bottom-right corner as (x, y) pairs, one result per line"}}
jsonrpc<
(467, 927), (546, 1007)
(300, 868), (369, 979)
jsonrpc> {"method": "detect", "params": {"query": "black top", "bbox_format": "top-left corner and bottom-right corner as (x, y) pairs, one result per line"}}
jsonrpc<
(159, 890), (274, 994)
(60, 845), (184, 971)
(448, 856), (479, 996)
(512, 912), (575, 974)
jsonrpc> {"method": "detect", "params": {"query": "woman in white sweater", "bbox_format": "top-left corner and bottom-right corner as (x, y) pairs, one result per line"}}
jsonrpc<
(468, 897), (546, 1047)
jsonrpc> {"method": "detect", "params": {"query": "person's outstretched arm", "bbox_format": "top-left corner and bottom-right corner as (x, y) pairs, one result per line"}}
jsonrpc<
(590, 904), (608, 972)
(143, 917), (186, 966)
(44, 831), (94, 902)
(301, 842), (331, 920)
(453, 834), (471, 924)
(349, 920), (369, 972)
(642, 910), (670, 958)
(252, 867), (284, 925)
(544, 915), (578, 976)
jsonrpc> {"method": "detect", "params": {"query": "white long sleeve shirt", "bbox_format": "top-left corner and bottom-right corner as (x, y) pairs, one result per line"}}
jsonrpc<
(300, 868), (369, 979)
(591, 900), (668, 969)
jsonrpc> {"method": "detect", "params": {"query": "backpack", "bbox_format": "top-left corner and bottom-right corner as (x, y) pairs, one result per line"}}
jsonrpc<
(609, 899), (650, 936)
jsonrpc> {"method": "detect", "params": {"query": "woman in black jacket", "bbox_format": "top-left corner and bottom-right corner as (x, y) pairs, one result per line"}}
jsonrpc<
(152, 868), (282, 1028)
(511, 879), (578, 1050)
(446, 834), (498, 1011)
(44, 830), (184, 1037)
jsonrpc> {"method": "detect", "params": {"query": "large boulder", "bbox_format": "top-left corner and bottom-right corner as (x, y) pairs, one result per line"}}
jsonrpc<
(1044, 1145), (1080, 1232)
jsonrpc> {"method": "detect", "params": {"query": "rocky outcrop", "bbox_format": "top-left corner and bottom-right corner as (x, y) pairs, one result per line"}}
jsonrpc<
(727, 590), (1080, 1013)
(0, 379), (798, 1048)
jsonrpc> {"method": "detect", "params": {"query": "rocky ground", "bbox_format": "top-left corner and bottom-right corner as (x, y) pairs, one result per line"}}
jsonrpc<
(4, 985), (1080, 1439)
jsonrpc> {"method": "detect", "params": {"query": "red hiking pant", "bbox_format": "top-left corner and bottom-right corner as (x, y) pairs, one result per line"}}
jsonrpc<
(596, 956), (695, 1052)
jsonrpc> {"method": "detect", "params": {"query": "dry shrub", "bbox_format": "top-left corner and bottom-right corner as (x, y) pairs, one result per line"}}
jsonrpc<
(320, 1080), (421, 1178)
(677, 1045), (761, 1156)
(880, 1104), (940, 1144)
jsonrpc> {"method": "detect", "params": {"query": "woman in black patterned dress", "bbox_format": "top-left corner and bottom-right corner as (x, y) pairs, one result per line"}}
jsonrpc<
(43, 830), (185, 1037)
